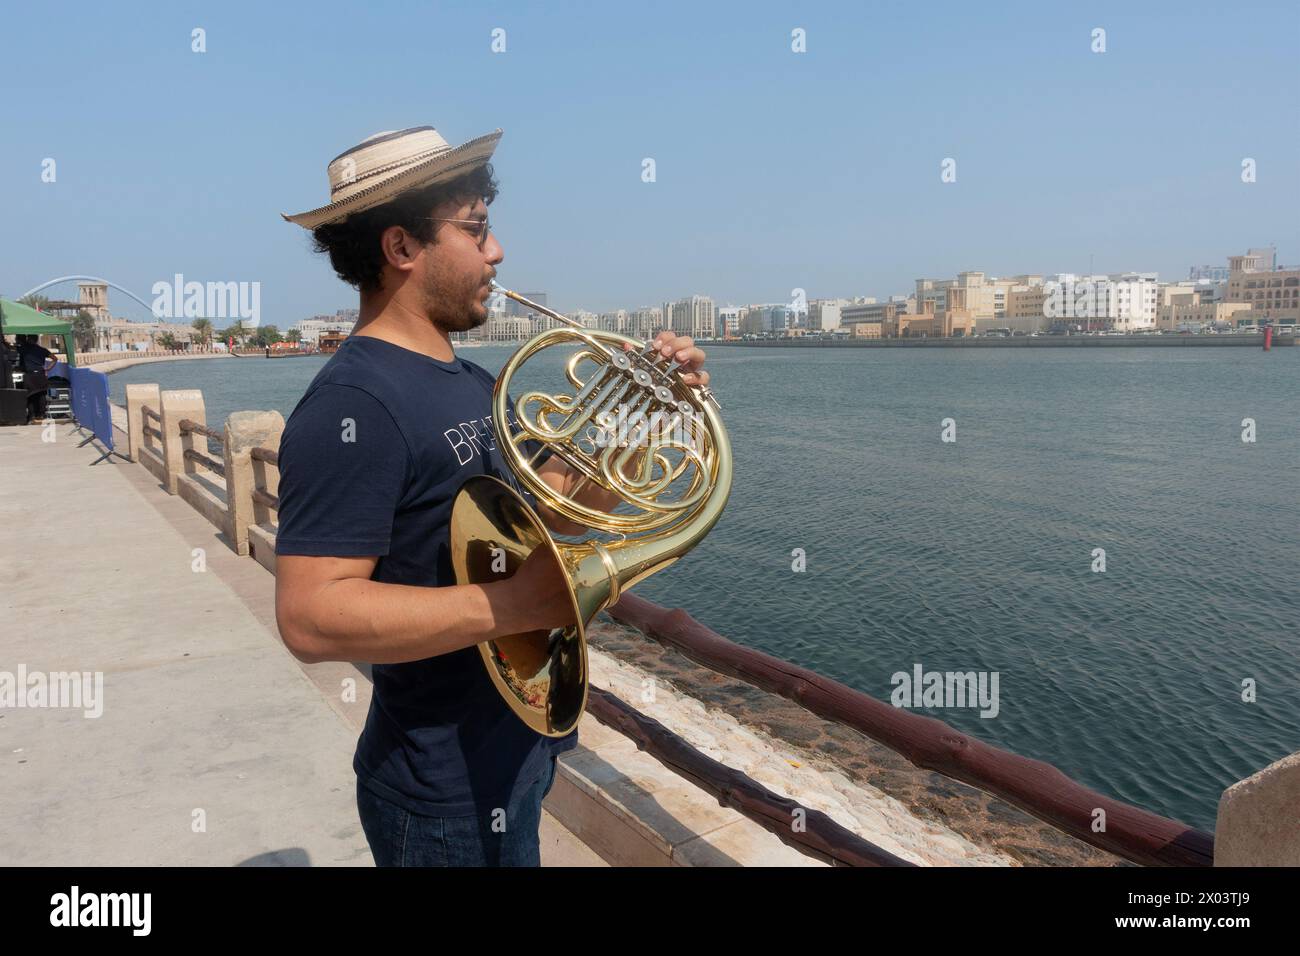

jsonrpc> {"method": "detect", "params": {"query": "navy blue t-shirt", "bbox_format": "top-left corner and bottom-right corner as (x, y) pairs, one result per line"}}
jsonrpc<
(275, 335), (578, 816)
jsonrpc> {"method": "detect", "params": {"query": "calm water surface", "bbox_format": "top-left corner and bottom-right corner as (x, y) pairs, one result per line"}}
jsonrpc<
(110, 345), (1300, 830)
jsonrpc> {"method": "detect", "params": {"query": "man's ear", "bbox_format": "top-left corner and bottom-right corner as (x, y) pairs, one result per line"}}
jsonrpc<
(379, 225), (421, 276)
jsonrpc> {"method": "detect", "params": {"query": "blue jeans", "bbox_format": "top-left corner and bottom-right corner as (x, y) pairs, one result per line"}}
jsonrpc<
(356, 756), (558, 867)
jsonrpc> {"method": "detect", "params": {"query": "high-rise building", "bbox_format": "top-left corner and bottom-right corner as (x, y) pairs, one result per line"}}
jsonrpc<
(661, 295), (715, 339)
(629, 306), (665, 339)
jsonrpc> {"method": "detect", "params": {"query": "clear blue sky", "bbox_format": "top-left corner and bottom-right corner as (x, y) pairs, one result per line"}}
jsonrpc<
(2, 0), (1297, 325)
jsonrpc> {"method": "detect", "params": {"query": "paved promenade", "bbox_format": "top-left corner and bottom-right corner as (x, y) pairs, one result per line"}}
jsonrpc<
(0, 421), (601, 866)
(81, 351), (235, 374)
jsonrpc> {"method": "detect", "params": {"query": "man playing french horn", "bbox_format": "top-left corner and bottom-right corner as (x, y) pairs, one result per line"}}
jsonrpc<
(274, 125), (710, 867)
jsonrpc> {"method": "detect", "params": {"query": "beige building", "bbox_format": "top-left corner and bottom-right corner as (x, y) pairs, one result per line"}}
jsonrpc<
(808, 298), (850, 332)
(991, 279), (1050, 333)
(882, 299), (973, 338)
(480, 314), (531, 341)
(1156, 294), (1251, 331)
(914, 272), (1021, 321)
(842, 298), (910, 330)
(1226, 249), (1300, 325)
(92, 319), (196, 350)
(77, 282), (111, 322)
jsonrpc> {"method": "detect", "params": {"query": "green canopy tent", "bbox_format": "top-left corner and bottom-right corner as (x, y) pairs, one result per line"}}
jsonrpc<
(0, 298), (77, 367)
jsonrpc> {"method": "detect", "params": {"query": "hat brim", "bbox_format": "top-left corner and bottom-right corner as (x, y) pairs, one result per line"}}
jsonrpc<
(282, 129), (502, 230)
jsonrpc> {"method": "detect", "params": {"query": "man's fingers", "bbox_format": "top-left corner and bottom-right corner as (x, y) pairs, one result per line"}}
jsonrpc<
(675, 346), (705, 367)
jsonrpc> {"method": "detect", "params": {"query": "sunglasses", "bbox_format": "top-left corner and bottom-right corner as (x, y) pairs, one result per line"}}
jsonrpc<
(426, 215), (490, 249)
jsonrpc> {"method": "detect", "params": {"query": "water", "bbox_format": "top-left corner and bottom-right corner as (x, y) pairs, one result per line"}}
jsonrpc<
(109, 346), (1300, 831)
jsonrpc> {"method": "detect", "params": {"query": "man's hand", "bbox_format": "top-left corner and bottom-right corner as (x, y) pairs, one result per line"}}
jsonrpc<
(534, 330), (710, 533)
(631, 331), (709, 388)
(504, 546), (578, 631)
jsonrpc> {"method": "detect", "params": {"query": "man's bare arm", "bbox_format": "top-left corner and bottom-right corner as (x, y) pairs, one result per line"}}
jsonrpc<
(275, 550), (574, 665)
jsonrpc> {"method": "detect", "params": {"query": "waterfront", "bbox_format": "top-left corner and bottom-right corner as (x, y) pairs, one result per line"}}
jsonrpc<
(109, 345), (1300, 831)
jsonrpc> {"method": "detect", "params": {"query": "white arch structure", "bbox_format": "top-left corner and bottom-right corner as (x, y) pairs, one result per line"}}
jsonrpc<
(18, 275), (158, 319)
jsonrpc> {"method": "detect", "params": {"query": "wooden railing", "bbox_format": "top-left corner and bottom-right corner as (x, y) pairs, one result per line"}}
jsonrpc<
(141, 405), (162, 442)
(179, 418), (226, 478)
(587, 686), (912, 866)
(607, 594), (1215, 868)
(249, 447), (279, 511)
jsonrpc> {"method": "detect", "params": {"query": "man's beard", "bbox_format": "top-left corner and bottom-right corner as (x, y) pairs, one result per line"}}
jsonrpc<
(425, 274), (488, 334)
(436, 306), (488, 335)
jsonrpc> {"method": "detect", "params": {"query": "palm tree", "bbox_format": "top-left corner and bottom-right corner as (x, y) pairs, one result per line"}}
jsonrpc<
(72, 310), (96, 352)
(286, 328), (302, 345)
(222, 320), (247, 348)
(18, 294), (50, 312)
(191, 318), (213, 351)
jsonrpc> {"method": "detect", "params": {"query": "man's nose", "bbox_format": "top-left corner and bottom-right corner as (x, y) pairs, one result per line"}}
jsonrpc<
(485, 232), (504, 264)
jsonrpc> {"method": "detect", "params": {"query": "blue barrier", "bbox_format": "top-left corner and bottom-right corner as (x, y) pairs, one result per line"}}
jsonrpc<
(68, 366), (117, 464)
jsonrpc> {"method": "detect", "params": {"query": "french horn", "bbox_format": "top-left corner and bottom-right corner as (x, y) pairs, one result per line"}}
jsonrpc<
(449, 281), (733, 737)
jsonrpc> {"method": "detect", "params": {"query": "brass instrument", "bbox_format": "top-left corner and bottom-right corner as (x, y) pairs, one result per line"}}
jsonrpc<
(449, 281), (733, 737)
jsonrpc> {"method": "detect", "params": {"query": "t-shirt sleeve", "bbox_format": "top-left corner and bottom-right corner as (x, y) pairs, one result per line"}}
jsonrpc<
(274, 383), (410, 557)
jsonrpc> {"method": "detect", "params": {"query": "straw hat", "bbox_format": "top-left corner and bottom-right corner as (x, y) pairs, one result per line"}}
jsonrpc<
(282, 125), (503, 230)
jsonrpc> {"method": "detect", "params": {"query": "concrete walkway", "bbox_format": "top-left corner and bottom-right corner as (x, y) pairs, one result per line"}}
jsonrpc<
(82, 352), (235, 374)
(0, 421), (601, 866)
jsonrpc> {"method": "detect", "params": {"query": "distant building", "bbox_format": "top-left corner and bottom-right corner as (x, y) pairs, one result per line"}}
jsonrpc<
(295, 319), (354, 346)
(481, 315), (531, 341)
(662, 295), (715, 339)
(499, 291), (549, 320)
(1034, 272), (1159, 332)
(1157, 294), (1251, 331)
(914, 272), (1017, 321)
(78, 282), (111, 322)
(1188, 264), (1231, 282)
(891, 298), (974, 338)
(842, 297), (910, 333)
(997, 278), (1049, 333)
(629, 306), (665, 339)
(716, 306), (745, 338)
(1226, 248), (1299, 325)
(808, 298), (851, 331)
(598, 309), (630, 334)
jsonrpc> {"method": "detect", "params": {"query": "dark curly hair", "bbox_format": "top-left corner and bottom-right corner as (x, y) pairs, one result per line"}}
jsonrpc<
(311, 163), (499, 293)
